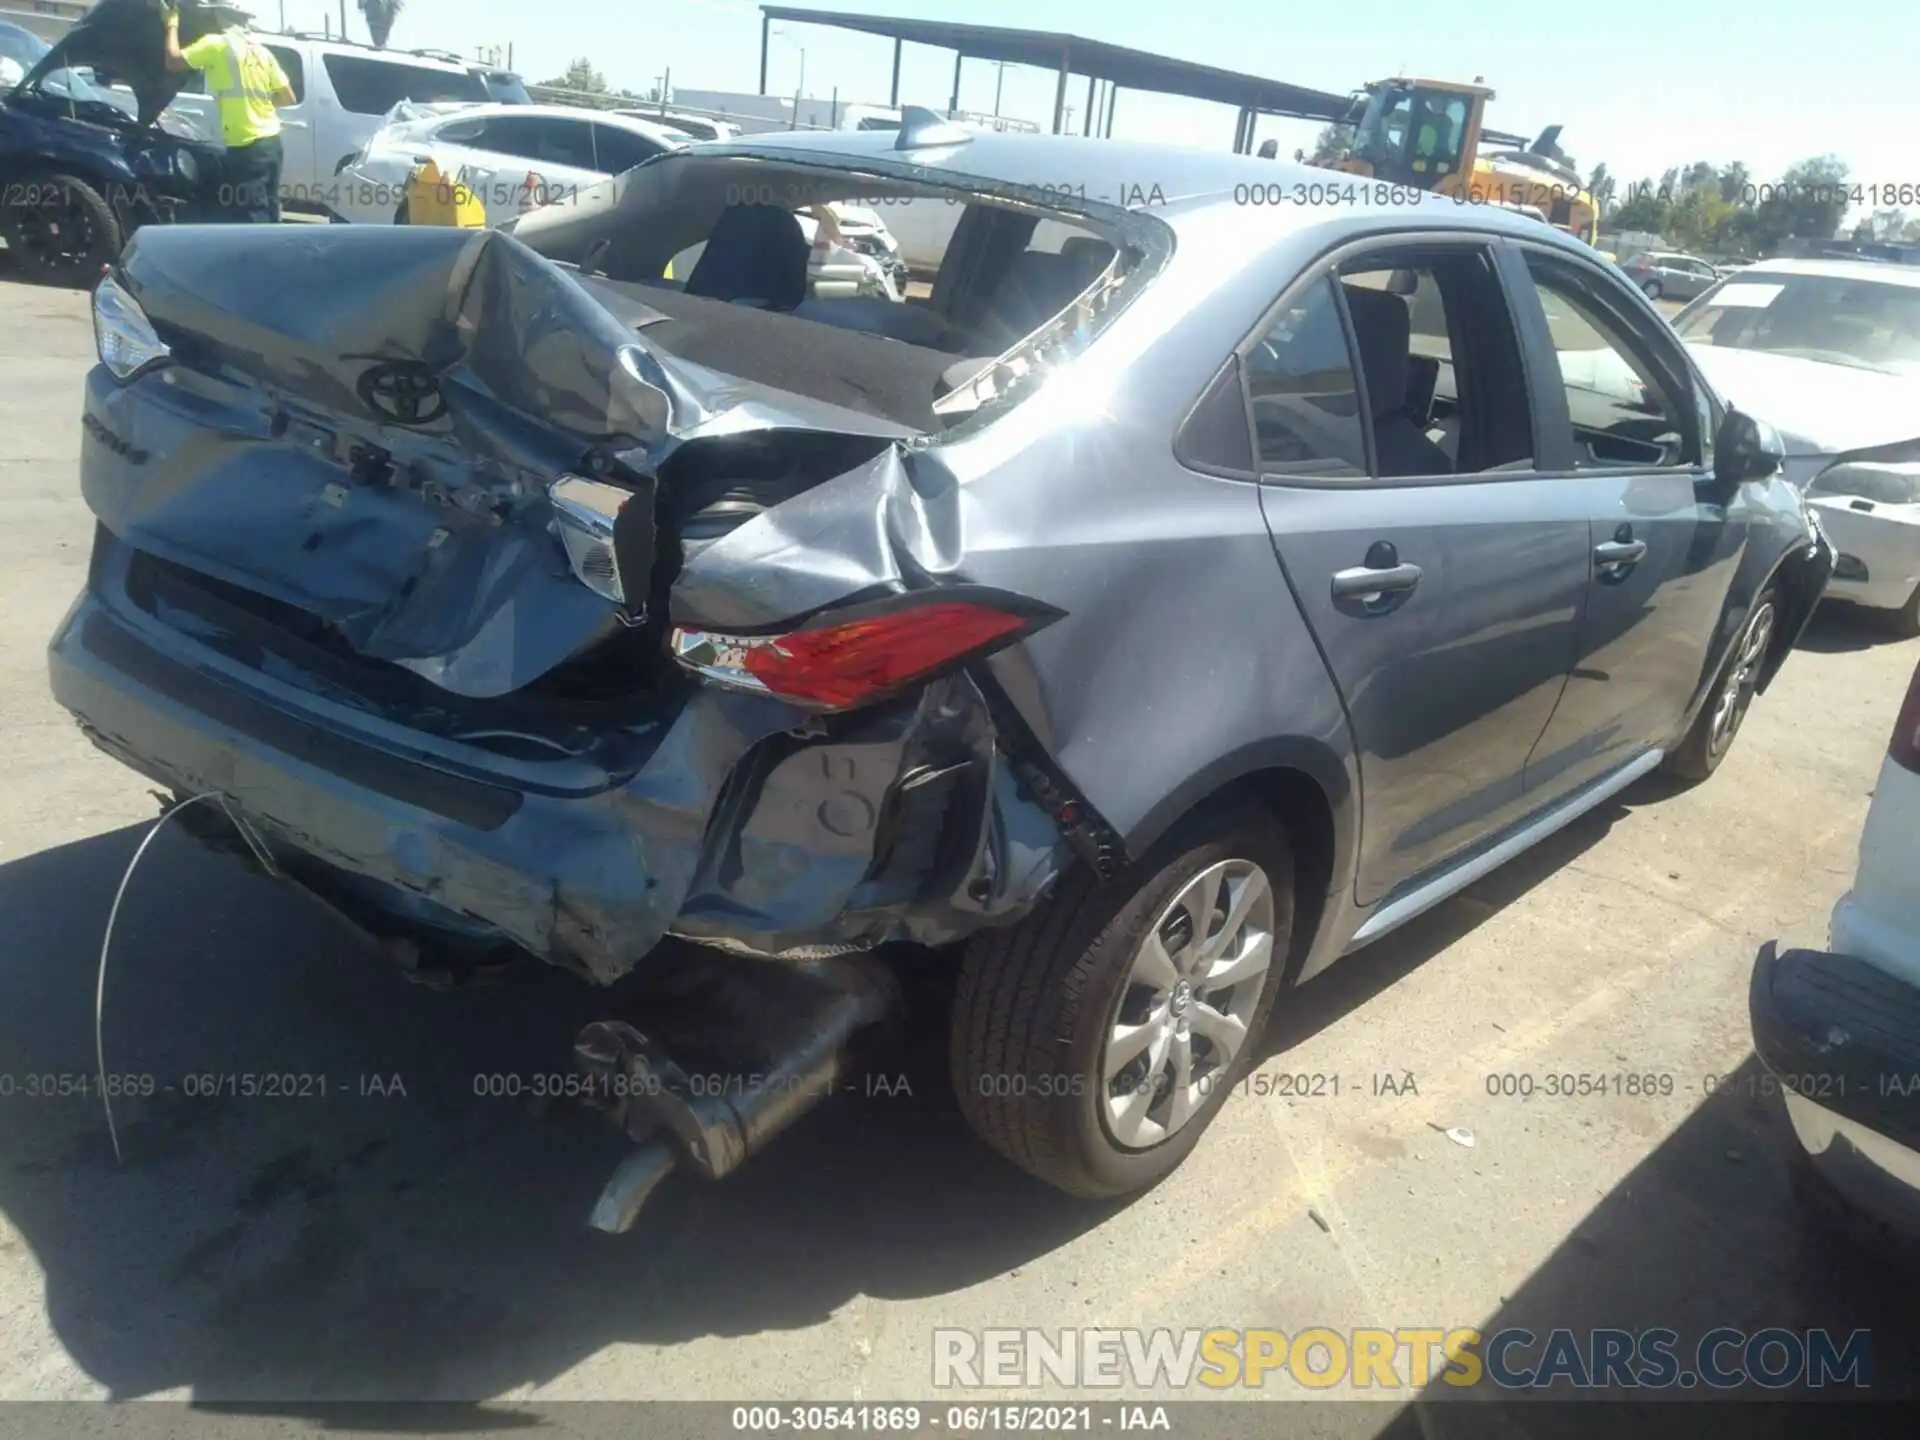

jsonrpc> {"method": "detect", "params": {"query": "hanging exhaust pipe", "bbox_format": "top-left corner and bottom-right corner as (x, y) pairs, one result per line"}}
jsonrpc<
(574, 955), (897, 1233)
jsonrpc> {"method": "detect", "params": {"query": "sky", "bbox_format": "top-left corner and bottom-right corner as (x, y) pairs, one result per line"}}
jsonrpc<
(276, 0), (1910, 207)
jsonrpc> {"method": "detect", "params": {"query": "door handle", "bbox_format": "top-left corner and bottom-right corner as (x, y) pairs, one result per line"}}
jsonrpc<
(1331, 562), (1424, 599)
(1594, 540), (1647, 565)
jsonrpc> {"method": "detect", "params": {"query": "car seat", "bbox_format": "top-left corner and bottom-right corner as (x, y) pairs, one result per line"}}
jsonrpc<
(683, 204), (811, 311)
(1341, 284), (1454, 477)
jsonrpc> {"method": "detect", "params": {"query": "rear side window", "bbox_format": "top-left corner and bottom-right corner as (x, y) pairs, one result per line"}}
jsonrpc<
(1242, 278), (1368, 477)
(264, 44), (304, 103)
(458, 115), (598, 170)
(322, 54), (488, 114)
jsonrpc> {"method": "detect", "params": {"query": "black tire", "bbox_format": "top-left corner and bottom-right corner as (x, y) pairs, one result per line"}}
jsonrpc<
(3, 172), (123, 287)
(1892, 584), (1920, 639)
(1665, 585), (1779, 783)
(1642, 278), (1663, 299)
(951, 803), (1294, 1198)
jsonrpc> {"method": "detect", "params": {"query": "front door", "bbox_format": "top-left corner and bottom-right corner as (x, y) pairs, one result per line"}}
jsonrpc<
(260, 43), (315, 203)
(1250, 238), (1589, 906)
(1497, 244), (1748, 798)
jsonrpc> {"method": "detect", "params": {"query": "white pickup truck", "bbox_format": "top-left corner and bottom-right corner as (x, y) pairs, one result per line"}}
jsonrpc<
(156, 33), (494, 216)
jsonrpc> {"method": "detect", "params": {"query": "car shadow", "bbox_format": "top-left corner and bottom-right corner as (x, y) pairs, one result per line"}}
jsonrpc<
(0, 824), (1107, 1402)
(1367, 1052), (1919, 1439)
(1264, 788), (1633, 1061)
(1793, 605), (1913, 654)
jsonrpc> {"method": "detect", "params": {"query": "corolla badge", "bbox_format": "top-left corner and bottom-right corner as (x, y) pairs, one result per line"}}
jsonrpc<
(357, 361), (447, 425)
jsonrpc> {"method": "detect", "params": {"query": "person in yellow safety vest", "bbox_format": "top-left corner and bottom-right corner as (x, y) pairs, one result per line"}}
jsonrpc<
(161, 4), (295, 223)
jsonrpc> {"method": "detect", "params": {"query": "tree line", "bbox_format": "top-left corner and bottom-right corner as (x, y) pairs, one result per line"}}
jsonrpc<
(1301, 123), (1906, 257)
(535, 58), (662, 105)
(1588, 156), (1916, 255)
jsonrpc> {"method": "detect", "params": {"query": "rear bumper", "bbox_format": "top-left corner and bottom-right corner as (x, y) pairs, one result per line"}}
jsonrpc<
(48, 544), (1065, 982)
(1750, 942), (1920, 1233)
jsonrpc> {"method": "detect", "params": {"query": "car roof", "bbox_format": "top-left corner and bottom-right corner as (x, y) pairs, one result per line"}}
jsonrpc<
(261, 33), (473, 71)
(1735, 257), (1920, 288)
(691, 128), (1577, 240)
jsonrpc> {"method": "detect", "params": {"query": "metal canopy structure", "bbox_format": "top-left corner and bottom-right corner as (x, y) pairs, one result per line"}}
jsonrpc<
(756, 5), (1358, 147)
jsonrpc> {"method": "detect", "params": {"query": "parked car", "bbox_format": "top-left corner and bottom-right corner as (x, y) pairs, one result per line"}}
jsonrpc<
(613, 107), (741, 143)
(1752, 652), (1920, 1246)
(0, 14), (218, 283)
(332, 102), (688, 226)
(1674, 258), (1920, 632)
(53, 120), (1832, 1227)
(1619, 249), (1720, 301)
(336, 102), (907, 296)
(52, 4), (495, 219)
(158, 32), (493, 214)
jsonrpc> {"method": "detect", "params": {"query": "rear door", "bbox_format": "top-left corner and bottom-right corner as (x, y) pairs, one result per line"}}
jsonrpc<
(1251, 235), (1590, 906)
(1498, 243), (1746, 797)
(439, 113), (605, 221)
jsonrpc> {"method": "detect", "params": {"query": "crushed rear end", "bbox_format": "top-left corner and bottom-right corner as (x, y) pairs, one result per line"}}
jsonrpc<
(50, 220), (1091, 984)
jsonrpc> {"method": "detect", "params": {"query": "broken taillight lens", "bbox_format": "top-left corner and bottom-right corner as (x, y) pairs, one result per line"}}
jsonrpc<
(1890, 658), (1920, 776)
(670, 595), (1055, 712)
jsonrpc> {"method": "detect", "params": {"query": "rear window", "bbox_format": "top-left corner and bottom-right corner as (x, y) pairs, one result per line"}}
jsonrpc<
(323, 54), (488, 114)
(264, 44), (305, 103)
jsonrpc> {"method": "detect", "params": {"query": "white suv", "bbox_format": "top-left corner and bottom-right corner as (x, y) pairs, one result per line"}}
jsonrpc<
(158, 35), (492, 215)
(1752, 650), (1920, 1238)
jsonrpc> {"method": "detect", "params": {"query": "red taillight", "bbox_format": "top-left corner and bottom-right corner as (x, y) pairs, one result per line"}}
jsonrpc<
(672, 598), (1045, 711)
(1891, 659), (1920, 775)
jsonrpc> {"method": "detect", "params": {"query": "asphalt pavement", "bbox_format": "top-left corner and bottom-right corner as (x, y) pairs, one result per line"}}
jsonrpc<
(0, 274), (1916, 1425)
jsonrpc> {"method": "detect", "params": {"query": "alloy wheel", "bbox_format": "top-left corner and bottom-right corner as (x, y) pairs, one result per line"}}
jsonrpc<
(1101, 858), (1275, 1150)
(1710, 601), (1776, 756)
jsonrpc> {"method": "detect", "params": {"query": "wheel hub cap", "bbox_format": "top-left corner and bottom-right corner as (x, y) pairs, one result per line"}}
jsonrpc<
(1099, 857), (1276, 1152)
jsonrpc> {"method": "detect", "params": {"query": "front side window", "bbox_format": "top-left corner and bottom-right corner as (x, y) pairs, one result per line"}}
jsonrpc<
(592, 124), (667, 175)
(1518, 254), (1691, 468)
(264, 44), (305, 103)
(1351, 83), (1470, 182)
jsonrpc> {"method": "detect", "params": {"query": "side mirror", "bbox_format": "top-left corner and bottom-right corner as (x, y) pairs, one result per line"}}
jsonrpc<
(1713, 409), (1785, 490)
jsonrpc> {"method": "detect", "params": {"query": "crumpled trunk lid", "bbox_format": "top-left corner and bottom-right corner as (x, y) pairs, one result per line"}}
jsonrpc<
(94, 222), (903, 702)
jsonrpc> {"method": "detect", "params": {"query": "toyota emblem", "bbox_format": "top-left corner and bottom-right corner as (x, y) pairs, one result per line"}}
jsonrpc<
(357, 361), (447, 426)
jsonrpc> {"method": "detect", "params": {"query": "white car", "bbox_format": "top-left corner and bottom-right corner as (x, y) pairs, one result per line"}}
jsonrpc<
(1752, 652), (1920, 1240)
(1674, 259), (1920, 633)
(333, 103), (688, 227)
(612, 108), (741, 142)
(156, 34), (494, 215)
(337, 104), (907, 298)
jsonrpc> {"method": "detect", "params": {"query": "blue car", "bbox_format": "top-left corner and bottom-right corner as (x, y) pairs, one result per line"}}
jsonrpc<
(0, 8), (219, 284)
(50, 118), (1837, 1226)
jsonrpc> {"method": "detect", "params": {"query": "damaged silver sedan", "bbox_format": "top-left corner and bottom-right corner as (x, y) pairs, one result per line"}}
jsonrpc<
(50, 113), (1833, 1224)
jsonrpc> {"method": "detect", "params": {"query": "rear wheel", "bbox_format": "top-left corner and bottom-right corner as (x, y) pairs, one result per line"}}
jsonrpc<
(1666, 586), (1778, 782)
(951, 804), (1292, 1198)
(3, 172), (122, 287)
(1641, 278), (1662, 299)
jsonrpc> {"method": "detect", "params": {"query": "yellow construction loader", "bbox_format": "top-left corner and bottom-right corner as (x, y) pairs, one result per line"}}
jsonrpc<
(1324, 77), (1599, 245)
